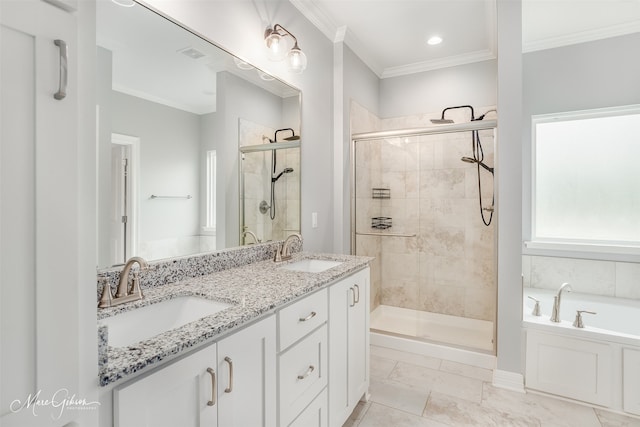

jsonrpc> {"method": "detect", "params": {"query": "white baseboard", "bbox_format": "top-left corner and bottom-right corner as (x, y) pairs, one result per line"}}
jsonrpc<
(492, 369), (525, 393)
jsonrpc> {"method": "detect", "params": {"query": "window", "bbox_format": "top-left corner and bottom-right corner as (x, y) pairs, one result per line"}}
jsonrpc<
(530, 105), (640, 254)
(205, 150), (216, 231)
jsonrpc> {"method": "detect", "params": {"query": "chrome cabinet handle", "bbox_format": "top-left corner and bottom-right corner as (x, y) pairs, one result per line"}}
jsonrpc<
(53, 39), (67, 100)
(354, 284), (360, 304)
(206, 368), (216, 406)
(349, 287), (356, 307)
(224, 357), (233, 393)
(297, 365), (315, 380)
(299, 311), (316, 322)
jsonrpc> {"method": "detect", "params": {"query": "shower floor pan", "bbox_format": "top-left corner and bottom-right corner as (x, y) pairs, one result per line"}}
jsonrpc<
(371, 304), (494, 352)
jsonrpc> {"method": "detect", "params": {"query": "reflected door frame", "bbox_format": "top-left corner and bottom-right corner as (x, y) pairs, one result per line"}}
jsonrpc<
(111, 133), (140, 265)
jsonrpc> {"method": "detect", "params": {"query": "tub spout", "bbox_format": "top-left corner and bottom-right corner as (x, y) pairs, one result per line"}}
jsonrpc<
(550, 282), (572, 323)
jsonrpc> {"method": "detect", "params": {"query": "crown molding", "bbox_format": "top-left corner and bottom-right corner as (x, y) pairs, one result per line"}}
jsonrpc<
(289, 0), (337, 41)
(523, 20), (640, 53)
(381, 49), (497, 79)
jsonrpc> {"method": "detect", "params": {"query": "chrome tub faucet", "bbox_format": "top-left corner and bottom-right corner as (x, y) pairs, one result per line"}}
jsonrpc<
(550, 282), (572, 323)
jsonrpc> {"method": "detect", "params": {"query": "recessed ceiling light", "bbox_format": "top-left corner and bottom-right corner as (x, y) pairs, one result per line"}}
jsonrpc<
(427, 36), (443, 46)
(111, 0), (136, 7)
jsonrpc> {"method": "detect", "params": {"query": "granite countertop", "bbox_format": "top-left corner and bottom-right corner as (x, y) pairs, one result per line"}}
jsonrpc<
(98, 252), (372, 386)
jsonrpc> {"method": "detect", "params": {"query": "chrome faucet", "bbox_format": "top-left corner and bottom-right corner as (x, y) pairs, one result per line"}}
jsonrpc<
(274, 233), (302, 262)
(550, 282), (572, 322)
(99, 256), (149, 308)
(242, 230), (261, 245)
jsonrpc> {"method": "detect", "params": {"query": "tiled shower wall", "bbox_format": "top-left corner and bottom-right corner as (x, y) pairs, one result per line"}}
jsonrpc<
(352, 102), (497, 322)
(239, 119), (300, 243)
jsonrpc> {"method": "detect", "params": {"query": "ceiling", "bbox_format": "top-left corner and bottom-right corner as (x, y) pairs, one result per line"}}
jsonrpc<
(290, 0), (640, 78)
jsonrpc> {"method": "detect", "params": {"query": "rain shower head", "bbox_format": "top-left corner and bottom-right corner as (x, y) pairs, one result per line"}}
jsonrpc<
(461, 156), (494, 174)
(272, 167), (294, 182)
(431, 105), (476, 124)
(430, 118), (455, 124)
(274, 128), (299, 142)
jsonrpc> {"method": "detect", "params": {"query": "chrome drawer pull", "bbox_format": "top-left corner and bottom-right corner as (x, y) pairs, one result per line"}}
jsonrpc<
(53, 39), (67, 100)
(206, 368), (216, 406)
(350, 287), (356, 307)
(354, 284), (360, 304)
(299, 311), (316, 322)
(297, 365), (315, 380)
(224, 357), (233, 393)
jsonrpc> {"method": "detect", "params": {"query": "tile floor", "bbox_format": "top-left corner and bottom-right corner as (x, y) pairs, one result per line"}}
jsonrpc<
(343, 345), (640, 427)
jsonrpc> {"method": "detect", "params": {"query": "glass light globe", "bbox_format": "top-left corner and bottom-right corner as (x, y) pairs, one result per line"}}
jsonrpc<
(287, 46), (307, 74)
(265, 30), (287, 61)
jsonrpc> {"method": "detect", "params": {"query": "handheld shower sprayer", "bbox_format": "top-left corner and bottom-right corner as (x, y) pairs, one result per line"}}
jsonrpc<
(461, 156), (494, 174)
(272, 167), (294, 182)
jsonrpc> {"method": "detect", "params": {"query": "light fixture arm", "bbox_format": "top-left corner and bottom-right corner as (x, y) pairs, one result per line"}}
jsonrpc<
(264, 23), (307, 73)
(269, 24), (301, 49)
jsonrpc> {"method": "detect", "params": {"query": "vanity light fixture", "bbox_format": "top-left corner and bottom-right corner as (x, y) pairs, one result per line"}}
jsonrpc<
(264, 24), (308, 74)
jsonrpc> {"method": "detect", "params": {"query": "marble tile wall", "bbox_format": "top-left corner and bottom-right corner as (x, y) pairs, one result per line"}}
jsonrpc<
(522, 255), (640, 300)
(352, 102), (497, 321)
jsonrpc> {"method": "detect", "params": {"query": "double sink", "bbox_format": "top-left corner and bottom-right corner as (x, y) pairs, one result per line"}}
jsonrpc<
(100, 258), (343, 348)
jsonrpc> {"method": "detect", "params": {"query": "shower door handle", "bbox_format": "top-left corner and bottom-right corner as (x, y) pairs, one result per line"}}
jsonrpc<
(53, 39), (67, 100)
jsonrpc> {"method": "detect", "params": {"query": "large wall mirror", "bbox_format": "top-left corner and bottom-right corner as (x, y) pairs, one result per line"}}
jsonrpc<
(96, 0), (301, 268)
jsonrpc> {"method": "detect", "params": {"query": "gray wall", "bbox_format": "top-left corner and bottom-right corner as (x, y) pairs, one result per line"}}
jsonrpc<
(379, 60), (497, 119)
(110, 91), (201, 243)
(522, 32), (640, 242)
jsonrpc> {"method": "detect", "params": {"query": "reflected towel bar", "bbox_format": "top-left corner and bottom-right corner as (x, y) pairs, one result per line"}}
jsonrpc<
(150, 194), (192, 199)
(356, 232), (416, 238)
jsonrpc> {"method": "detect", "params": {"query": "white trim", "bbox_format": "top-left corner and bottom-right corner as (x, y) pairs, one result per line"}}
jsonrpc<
(381, 49), (496, 79)
(523, 20), (640, 53)
(112, 84), (216, 116)
(205, 150), (217, 230)
(492, 369), (525, 393)
(111, 133), (140, 260)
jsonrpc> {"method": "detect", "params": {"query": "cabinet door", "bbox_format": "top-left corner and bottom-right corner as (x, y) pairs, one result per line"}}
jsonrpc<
(1, 1), (79, 425)
(328, 267), (370, 427)
(217, 315), (276, 427)
(114, 344), (218, 427)
(348, 269), (370, 404)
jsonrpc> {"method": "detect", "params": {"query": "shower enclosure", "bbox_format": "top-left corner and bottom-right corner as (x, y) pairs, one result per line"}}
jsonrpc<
(239, 136), (300, 244)
(351, 119), (497, 353)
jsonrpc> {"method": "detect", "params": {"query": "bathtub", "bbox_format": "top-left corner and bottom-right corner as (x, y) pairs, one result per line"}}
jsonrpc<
(522, 288), (640, 417)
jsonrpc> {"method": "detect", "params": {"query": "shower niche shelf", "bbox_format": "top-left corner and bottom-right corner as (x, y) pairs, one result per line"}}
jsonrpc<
(372, 188), (390, 199)
(371, 217), (392, 230)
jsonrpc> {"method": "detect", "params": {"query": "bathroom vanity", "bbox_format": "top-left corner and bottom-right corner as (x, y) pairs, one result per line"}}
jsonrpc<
(97, 247), (371, 427)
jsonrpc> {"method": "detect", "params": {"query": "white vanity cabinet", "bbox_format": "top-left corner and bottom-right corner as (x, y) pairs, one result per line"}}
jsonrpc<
(114, 314), (276, 427)
(329, 268), (370, 427)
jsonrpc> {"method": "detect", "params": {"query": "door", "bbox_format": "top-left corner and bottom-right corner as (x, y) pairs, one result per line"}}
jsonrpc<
(1, 1), (79, 425)
(217, 315), (276, 427)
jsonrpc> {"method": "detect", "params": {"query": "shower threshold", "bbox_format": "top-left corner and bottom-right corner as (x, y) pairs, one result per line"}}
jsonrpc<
(371, 304), (494, 353)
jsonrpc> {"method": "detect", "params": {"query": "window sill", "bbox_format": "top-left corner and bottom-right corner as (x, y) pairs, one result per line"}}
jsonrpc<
(523, 240), (640, 262)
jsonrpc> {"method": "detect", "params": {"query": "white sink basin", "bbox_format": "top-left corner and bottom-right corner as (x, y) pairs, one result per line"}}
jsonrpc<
(100, 296), (232, 348)
(279, 259), (343, 273)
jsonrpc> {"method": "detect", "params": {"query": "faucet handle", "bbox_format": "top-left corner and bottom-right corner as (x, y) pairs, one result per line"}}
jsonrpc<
(572, 310), (596, 328)
(527, 296), (541, 316)
(274, 242), (283, 262)
(98, 277), (113, 308)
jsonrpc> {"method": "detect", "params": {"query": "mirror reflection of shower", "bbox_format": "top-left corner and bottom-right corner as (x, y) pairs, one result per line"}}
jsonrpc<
(431, 106), (496, 226)
(269, 128), (298, 220)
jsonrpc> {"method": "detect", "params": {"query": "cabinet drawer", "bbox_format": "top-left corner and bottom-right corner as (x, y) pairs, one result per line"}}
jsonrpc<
(289, 388), (327, 427)
(279, 325), (328, 426)
(278, 289), (327, 351)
